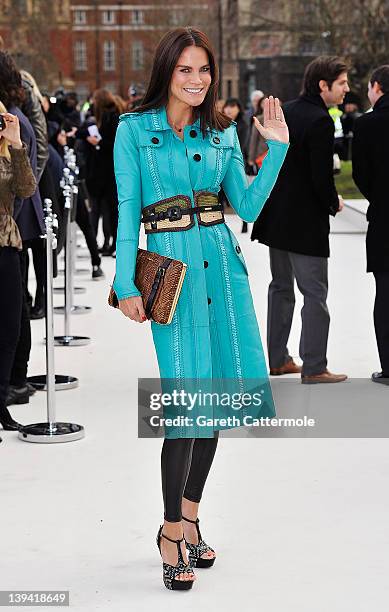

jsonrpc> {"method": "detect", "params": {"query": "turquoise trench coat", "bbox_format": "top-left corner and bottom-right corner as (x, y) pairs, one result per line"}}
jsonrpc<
(113, 105), (288, 438)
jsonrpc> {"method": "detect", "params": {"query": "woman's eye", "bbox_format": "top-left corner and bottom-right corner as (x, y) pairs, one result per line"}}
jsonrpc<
(180, 69), (190, 73)
(201, 67), (210, 72)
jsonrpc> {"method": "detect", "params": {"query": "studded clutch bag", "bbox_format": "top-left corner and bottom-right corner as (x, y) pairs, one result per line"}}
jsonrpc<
(108, 248), (187, 325)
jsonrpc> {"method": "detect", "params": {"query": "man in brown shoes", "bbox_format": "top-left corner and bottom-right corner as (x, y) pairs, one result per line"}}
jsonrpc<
(252, 57), (349, 385)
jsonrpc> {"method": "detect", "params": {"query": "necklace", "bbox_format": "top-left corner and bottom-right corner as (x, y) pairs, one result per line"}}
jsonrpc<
(167, 111), (193, 134)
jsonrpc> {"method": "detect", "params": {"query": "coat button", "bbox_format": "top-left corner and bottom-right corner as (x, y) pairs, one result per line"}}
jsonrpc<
(213, 136), (220, 144)
(193, 153), (201, 161)
(204, 260), (208, 268)
(235, 245), (241, 254)
(190, 129), (197, 138)
(151, 137), (159, 144)
(207, 297), (211, 305)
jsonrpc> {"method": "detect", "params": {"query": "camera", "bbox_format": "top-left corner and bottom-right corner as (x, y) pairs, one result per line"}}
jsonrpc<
(0, 114), (6, 131)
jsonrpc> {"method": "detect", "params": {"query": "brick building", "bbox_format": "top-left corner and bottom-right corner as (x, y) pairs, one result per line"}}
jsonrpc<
(70, 1), (220, 100)
(0, 1), (74, 91)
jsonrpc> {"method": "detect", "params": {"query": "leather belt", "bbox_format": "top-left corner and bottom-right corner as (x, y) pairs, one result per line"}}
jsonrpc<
(141, 192), (225, 234)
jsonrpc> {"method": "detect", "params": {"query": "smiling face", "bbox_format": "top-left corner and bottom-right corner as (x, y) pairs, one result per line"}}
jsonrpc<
(319, 72), (350, 106)
(168, 45), (212, 108)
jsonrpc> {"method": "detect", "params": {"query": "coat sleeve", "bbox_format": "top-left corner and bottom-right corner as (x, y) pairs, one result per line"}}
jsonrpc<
(351, 117), (372, 200)
(21, 81), (49, 181)
(221, 126), (289, 222)
(306, 116), (339, 216)
(112, 119), (142, 300)
(10, 144), (37, 198)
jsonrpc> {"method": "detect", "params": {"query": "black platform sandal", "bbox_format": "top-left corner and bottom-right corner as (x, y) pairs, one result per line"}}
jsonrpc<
(156, 525), (195, 590)
(182, 516), (216, 568)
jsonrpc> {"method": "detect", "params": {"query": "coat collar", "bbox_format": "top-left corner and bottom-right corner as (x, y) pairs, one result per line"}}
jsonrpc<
(300, 94), (329, 112)
(373, 92), (389, 111)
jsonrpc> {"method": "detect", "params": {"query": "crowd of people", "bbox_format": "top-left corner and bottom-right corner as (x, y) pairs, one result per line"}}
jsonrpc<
(0, 39), (388, 444)
(0, 42), (138, 436)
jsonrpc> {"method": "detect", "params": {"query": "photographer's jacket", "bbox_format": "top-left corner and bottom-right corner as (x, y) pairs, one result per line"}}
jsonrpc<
(113, 106), (288, 436)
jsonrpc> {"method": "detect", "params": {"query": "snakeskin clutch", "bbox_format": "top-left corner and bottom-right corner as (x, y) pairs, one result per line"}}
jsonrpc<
(108, 248), (187, 325)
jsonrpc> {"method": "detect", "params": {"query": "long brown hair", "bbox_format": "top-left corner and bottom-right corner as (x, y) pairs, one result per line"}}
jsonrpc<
(135, 27), (232, 136)
(93, 88), (122, 127)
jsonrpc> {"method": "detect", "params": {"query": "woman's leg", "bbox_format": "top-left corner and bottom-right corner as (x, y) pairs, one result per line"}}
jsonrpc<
(0, 247), (23, 422)
(160, 437), (196, 581)
(183, 432), (219, 504)
(182, 432), (219, 559)
(161, 437), (194, 522)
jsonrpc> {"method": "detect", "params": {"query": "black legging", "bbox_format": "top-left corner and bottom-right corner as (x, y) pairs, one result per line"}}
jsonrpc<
(161, 433), (219, 522)
(0, 247), (23, 408)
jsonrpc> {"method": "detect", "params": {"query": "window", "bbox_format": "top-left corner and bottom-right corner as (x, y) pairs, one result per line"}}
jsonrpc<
(102, 10), (115, 25)
(132, 41), (144, 71)
(169, 10), (182, 25)
(132, 9), (144, 25)
(74, 41), (87, 71)
(74, 10), (86, 25)
(104, 41), (116, 71)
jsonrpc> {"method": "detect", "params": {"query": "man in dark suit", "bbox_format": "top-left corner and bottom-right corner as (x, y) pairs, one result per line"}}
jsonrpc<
(352, 65), (389, 385)
(251, 56), (349, 383)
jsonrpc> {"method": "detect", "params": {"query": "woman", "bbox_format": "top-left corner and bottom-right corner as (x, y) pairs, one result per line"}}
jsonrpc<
(113, 28), (289, 590)
(0, 105), (36, 441)
(223, 97), (252, 233)
(248, 93), (268, 170)
(85, 89), (123, 255)
(223, 97), (249, 161)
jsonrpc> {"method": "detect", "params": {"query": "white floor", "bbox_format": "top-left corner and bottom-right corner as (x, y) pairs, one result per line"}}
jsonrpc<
(1, 208), (388, 611)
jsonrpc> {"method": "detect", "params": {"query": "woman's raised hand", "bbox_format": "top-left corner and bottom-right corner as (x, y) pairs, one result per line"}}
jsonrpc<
(0, 113), (23, 148)
(253, 96), (289, 144)
(118, 295), (147, 323)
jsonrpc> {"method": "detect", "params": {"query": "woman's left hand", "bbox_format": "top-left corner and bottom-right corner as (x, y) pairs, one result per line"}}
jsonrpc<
(253, 96), (289, 144)
(0, 113), (23, 148)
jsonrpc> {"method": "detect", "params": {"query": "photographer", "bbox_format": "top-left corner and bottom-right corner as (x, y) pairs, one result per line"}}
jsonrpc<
(0, 107), (36, 437)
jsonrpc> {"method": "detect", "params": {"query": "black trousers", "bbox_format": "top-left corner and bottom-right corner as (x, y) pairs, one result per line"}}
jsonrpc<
(9, 248), (31, 387)
(76, 193), (101, 267)
(373, 271), (389, 375)
(0, 247), (23, 407)
(26, 238), (46, 309)
(161, 433), (219, 523)
(90, 189), (118, 248)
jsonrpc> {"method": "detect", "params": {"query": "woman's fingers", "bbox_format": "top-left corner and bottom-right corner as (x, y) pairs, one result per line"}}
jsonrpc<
(136, 299), (147, 322)
(119, 296), (147, 322)
(263, 97), (270, 123)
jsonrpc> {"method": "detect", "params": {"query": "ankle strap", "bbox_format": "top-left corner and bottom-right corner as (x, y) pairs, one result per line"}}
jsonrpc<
(182, 516), (199, 524)
(161, 531), (184, 545)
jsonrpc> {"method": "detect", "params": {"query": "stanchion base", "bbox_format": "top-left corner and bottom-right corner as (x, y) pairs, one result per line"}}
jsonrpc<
(18, 422), (85, 443)
(53, 286), (86, 294)
(53, 305), (92, 314)
(54, 335), (90, 346)
(27, 374), (79, 391)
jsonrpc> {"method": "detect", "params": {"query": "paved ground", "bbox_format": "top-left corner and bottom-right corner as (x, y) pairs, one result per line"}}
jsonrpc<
(1, 205), (388, 611)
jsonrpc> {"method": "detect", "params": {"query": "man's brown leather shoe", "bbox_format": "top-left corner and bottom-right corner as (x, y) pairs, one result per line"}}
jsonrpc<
(270, 359), (302, 376)
(301, 369), (348, 384)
